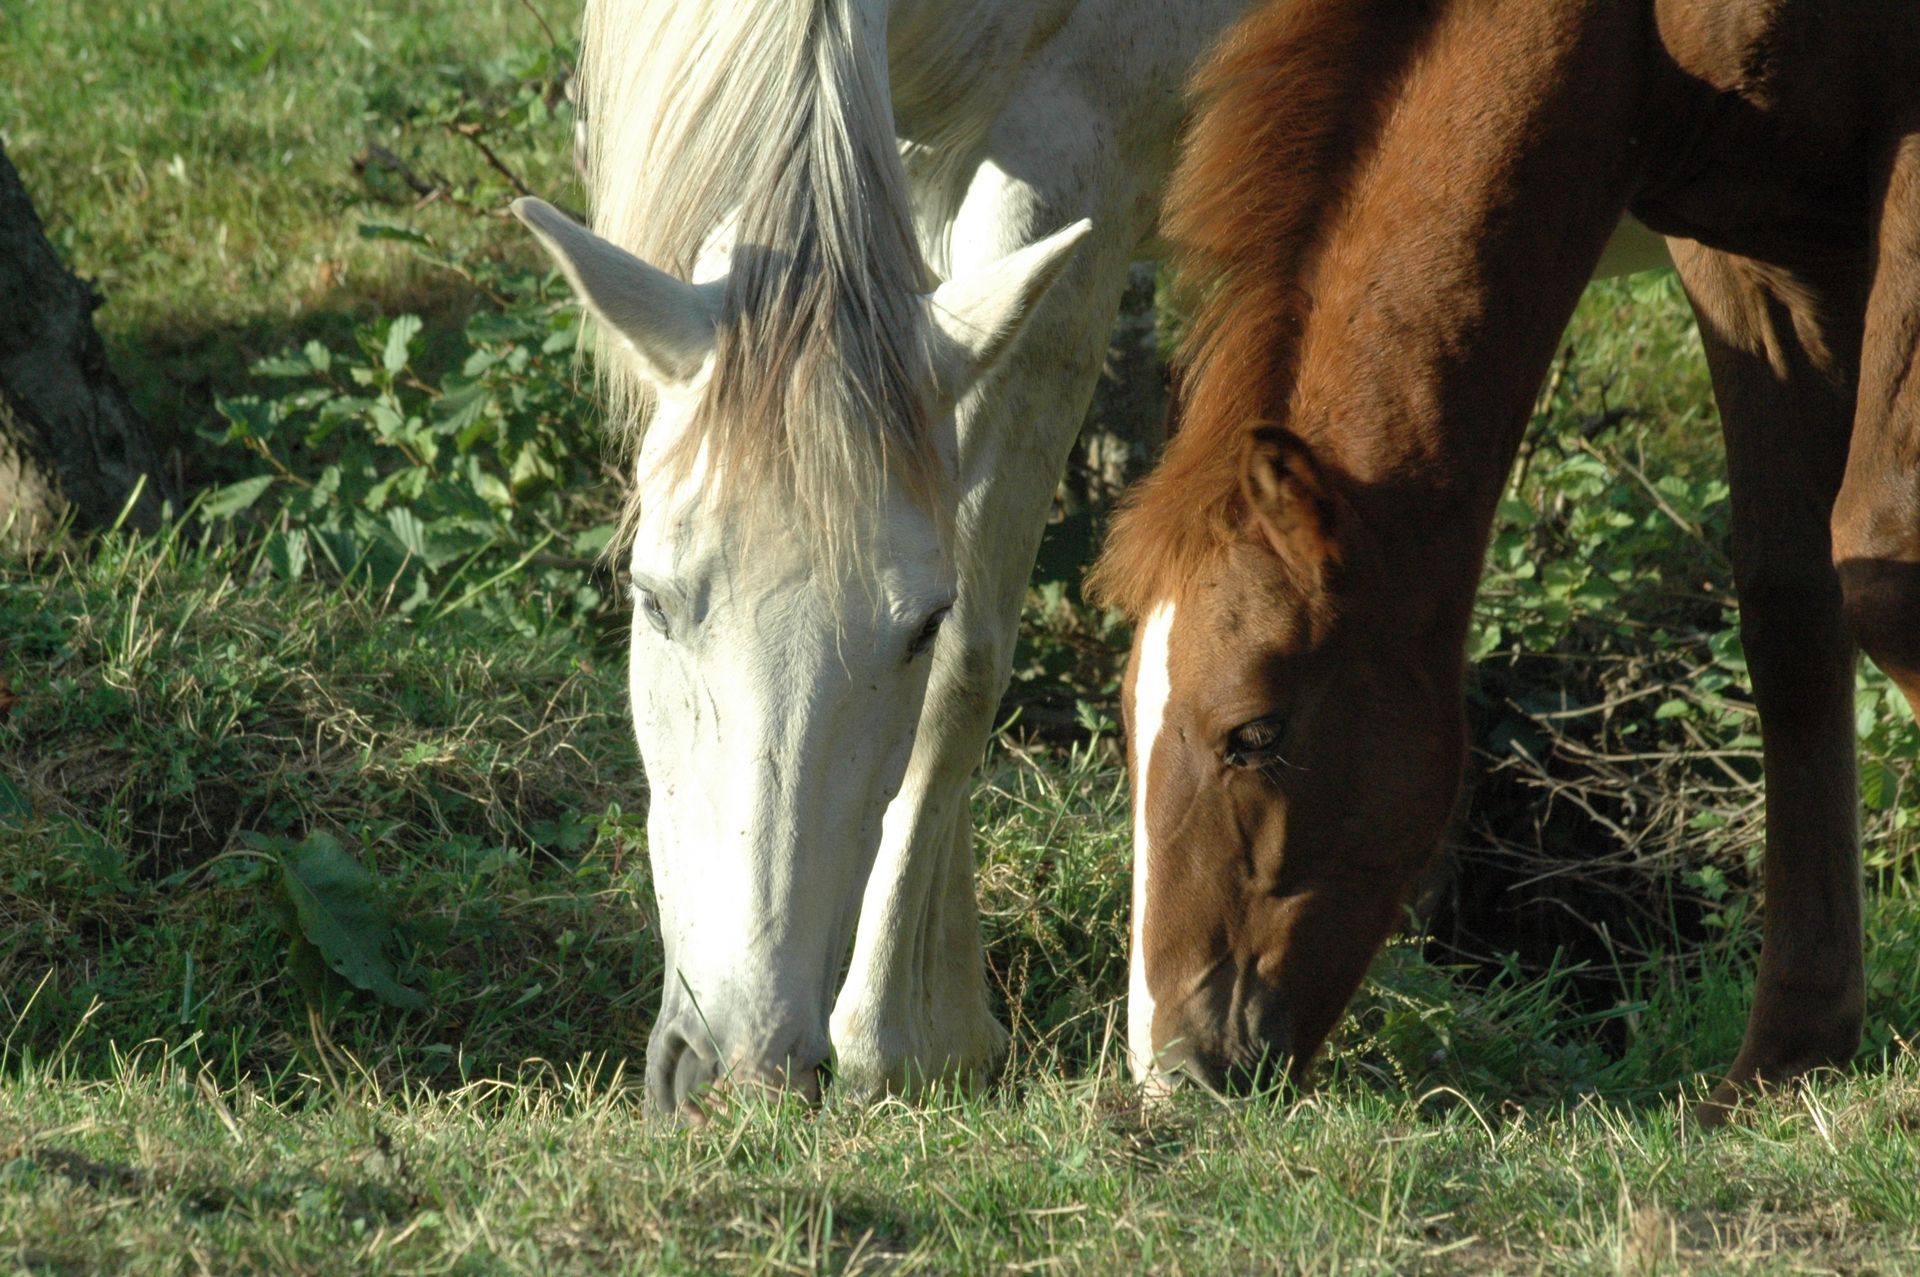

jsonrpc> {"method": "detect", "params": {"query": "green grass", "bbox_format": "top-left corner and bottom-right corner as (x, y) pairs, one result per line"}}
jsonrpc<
(1, 530), (650, 1088)
(5, 1035), (1919, 1273)
(0, 0), (578, 467)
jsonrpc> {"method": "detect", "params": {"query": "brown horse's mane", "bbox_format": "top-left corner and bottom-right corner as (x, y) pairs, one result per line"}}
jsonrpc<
(1088, 0), (1439, 617)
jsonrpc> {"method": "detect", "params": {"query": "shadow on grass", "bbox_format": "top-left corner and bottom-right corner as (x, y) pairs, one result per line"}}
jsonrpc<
(0, 532), (652, 1095)
(104, 266), (505, 495)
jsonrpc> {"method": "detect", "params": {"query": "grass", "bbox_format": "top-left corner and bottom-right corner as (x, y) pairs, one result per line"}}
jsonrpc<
(1, 529), (649, 1087)
(0, 0), (578, 475)
(7, 531), (1920, 1272)
(5, 1036), (1919, 1273)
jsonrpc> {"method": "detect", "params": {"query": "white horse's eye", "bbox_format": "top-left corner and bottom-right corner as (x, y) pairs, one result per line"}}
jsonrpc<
(634, 586), (671, 638)
(908, 605), (951, 659)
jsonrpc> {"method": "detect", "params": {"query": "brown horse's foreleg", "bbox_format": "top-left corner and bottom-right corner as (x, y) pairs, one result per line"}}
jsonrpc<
(1671, 239), (1867, 1126)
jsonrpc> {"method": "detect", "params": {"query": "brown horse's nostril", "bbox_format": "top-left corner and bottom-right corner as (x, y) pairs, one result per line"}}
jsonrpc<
(1153, 1004), (1293, 1097)
(1154, 1038), (1231, 1094)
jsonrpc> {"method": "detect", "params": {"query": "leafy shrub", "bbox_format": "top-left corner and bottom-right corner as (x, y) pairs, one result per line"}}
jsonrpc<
(202, 229), (619, 633)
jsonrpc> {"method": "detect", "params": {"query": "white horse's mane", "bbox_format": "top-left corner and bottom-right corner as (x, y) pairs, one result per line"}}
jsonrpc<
(581, 0), (944, 562)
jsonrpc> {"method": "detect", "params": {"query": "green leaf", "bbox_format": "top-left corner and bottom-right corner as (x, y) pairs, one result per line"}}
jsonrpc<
(274, 833), (427, 1010)
(396, 571), (433, 614)
(308, 465), (342, 510)
(368, 398), (408, 442)
(1494, 496), (1536, 525)
(432, 378), (493, 438)
(1704, 633), (1746, 677)
(199, 475), (276, 520)
(509, 445), (557, 496)
(464, 460), (513, 511)
(572, 522), (617, 557)
(1463, 623), (1502, 662)
(541, 313), (582, 354)
(386, 507), (429, 560)
(283, 932), (336, 1008)
(384, 315), (423, 375)
(1861, 759), (1898, 812)
(265, 529), (309, 582)
(212, 395), (274, 443)
(358, 221), (433, 247)
(1628, 267), (1679, 305)
(253, 353), (315, 378)
(363, 469), (402, 513)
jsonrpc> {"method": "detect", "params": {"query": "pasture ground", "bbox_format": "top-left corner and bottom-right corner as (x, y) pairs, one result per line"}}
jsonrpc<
(6, 1045), (1919, 1274)
(5, 0), (1920, 1272)
(4, 526), (1918, 1273)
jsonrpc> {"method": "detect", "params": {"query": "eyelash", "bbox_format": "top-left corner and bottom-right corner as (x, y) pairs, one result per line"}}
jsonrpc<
(1224, 715), (1289, 768)
(635, 586), (670, 638)
(909, 605), (951, 659)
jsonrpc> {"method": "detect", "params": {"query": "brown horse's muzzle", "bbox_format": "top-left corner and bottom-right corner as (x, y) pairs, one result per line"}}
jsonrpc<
(1151, 962), (1299, 1095)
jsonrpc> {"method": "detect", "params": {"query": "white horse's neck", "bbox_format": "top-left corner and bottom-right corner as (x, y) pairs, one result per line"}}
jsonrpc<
(885, 0), (1070, 140)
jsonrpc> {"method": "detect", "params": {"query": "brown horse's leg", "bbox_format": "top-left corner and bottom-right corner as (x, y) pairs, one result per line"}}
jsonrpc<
(1670, 240), (1867, 1126)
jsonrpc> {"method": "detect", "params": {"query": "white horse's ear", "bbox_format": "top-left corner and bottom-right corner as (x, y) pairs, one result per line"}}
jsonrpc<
(926, 219), (1092, 404)
(511, 197), (721, 386)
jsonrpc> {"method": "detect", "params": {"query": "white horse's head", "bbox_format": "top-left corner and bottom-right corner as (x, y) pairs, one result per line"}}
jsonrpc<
(514, 198), (1086, 1110)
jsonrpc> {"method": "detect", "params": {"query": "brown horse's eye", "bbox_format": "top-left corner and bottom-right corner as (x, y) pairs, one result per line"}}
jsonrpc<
(1225, 714), (1290, 768)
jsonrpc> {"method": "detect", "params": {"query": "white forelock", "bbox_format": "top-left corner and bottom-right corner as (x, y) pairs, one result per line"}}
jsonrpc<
(581, 0), (940, 573)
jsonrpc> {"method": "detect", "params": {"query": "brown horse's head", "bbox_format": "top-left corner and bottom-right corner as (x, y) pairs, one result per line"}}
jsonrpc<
(1094, 0), (1642, 1094)
(1104, 424), (1464, 1094)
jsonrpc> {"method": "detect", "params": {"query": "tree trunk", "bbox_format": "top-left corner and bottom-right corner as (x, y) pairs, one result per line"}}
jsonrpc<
(0, 138), (172, 541)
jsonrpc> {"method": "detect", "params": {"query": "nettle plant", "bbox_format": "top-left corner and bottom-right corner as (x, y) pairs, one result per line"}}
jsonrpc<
(204, 231), (616, 630)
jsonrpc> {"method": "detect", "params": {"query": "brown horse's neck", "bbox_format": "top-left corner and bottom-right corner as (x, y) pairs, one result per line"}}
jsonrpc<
(1093, 0), (1683, 627)
(1277, 2), (1661, 632)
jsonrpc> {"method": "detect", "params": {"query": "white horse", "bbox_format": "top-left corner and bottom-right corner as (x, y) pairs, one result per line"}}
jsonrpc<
(514, 0), (1254, 1113)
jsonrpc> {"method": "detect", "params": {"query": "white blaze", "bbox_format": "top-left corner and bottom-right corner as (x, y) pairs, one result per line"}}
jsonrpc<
(1128, 600), (1177, 1082)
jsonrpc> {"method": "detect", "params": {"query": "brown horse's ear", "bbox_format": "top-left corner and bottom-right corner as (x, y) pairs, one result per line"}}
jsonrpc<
(1241, 424), (1341, 579)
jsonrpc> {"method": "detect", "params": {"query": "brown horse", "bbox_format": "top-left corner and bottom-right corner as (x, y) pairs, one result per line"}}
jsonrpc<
(1089, 0), (1920, 1119)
